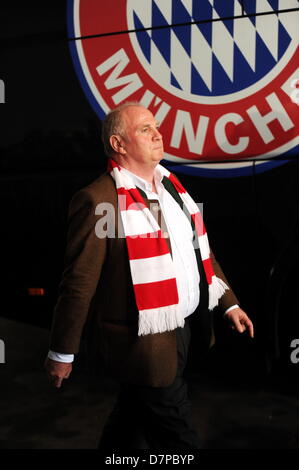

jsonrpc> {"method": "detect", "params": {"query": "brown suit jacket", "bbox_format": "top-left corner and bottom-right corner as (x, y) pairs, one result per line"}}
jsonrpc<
(49, 172), (239, 387)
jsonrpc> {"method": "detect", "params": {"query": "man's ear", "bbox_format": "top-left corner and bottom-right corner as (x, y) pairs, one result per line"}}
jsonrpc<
(110, 135), (126, 154)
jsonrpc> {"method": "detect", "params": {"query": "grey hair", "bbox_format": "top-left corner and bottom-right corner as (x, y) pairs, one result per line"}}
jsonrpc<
(101, 101), (144, 157)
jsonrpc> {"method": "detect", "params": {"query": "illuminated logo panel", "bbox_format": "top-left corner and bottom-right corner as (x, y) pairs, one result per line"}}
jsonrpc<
(68, 0), (299, 177)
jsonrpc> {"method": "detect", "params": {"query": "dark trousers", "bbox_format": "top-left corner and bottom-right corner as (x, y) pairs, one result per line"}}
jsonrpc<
(98, 320), (200, 450)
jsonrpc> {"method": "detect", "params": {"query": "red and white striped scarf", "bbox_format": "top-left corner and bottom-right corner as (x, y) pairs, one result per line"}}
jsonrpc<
(108, 158), (228, 336)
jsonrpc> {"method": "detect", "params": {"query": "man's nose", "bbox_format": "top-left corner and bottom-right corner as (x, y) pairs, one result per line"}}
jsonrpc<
(153, 128), (162, 140)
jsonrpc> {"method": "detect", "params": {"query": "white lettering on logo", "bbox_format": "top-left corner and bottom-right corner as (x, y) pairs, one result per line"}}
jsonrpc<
(247, 92), (294, 144)
(290, 78), (299, 105)
(96, 49), (143, 104)
(171, 110), (209, 155)
(215, 113), (249, 154)
(140, 89), (171, 125)
(281, 69), (299, 105)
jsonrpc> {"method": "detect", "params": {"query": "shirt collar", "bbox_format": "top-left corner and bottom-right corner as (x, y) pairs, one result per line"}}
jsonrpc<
(120, 165), (164, 195)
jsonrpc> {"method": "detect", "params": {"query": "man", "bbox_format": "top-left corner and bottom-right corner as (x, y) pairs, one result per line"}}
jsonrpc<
(45, 102), (254, 449)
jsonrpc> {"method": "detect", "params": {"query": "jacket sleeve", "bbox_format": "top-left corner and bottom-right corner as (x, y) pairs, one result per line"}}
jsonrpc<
(49, 189), (107, 354)
(210, 250), (240, 312)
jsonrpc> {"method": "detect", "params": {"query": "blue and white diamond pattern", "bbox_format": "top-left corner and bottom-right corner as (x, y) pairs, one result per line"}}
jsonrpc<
(127, 0), (298, 99)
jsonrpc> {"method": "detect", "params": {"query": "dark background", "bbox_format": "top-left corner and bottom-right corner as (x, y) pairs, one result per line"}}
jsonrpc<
(1, 0), (299, 388)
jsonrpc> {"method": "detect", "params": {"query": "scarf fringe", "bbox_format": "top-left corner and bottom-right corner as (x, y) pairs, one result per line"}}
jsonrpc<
(208, 276), (229, 310)
(138, 306), (185, 336)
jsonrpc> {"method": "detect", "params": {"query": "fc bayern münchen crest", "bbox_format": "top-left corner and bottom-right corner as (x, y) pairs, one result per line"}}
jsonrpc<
(68, 0), (299, 177)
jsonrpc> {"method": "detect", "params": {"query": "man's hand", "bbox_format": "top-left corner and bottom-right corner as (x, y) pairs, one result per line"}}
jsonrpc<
(44, 358), (72, 388)
(225, 307), (254, 338)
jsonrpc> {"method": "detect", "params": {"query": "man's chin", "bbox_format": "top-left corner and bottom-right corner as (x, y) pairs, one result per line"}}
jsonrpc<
(152, 151), (164, 161)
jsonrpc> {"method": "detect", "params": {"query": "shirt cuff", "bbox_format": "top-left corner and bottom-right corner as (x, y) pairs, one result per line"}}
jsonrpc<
(48, 350), (74, 363)
(224, 304), (239, 316)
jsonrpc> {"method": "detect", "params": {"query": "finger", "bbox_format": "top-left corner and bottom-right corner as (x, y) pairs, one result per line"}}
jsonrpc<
(234, 319), (245, 333)
(242, 318), (254, 338)
(248, 322), (254, 338)
(54, 377), (63, 388)
(48, 374), (62, 388)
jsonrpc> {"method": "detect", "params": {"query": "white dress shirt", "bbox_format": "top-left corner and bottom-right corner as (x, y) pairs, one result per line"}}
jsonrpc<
(48, 166), (238, 363)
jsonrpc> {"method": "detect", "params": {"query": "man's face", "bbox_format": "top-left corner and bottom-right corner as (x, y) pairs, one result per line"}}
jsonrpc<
(117, 106), (164, 168)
